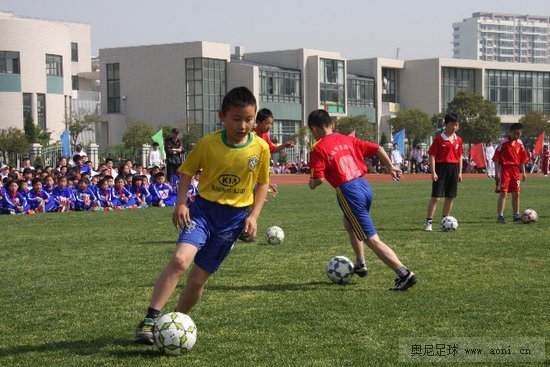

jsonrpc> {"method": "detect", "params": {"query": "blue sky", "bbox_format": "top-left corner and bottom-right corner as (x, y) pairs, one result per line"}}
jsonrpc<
(1, 0), (549, 59)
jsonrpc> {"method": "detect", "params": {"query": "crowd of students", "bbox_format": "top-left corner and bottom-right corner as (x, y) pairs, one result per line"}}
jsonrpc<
(0, 155), (199, 215)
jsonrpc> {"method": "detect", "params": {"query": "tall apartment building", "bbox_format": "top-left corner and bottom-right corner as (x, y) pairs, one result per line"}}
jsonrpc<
(453, 12), (550, 64)
(0, 11), (98, 141)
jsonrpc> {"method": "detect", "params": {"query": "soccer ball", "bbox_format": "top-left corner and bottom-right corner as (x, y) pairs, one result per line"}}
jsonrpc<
(266, 226), (285, 245)
(440, 216), (458, 231)
(522, 208), (538, 223)
(153, 312), (197, 355)
(326, 256), (354, 285)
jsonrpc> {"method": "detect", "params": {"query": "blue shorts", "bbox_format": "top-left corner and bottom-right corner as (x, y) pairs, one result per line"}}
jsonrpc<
(177, 196), (248, 273)
(336, 177), (376, 241)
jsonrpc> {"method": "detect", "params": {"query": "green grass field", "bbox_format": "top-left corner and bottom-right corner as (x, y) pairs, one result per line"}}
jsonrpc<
(1, 177), (548, 366)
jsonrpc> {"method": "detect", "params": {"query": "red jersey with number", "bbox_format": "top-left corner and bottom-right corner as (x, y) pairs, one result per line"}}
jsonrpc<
(309, 133), (379, 188)
(493, 138), (529, 166)
(255, 132), (277, 152)
(427, 133), (464, 163)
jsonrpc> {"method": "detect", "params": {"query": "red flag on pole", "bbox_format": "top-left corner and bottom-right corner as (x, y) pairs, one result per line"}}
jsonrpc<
(534, 132), (545, 155)
(470, 143), (486, 168)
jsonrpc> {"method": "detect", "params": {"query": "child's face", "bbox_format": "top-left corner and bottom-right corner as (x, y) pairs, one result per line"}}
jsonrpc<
(91, 177), (98, 185)
(115, 180), (125, 188)
(100, 181), (109, 190)
(219, 105), (256, 145)
(107, 178), (114, 186)
(58, 179), (67, 188)
(134, 179), (143, 187)
(78, 181), (88, 190)
(33, 181), (43, 191)
(509, 129), (522, 141)
(255, 117), (273, 134)
(21, 182), (28, 191)
(8, 182), (18, 193)
(445, 121), (459, 135)
(156, 176), (165, 185)
(45, 177), (54, 187)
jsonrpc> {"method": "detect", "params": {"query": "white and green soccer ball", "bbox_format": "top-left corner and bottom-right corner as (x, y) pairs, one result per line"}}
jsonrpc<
(326, 256), (354, 285)
(440, 216), (458, 231)
(522, 208), (538, 223)
(153, 312), (197, 355)
(266, 226), (285, 245)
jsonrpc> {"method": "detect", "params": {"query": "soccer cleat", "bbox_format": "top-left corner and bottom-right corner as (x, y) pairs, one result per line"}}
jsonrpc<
(390, 272), (417, 291)
(353, 263), (368, 278)
(512, 214), (521, 222)
(497, 216), (506, 224)
(134, 317), (156, 345)
(424, 220), (433, 231)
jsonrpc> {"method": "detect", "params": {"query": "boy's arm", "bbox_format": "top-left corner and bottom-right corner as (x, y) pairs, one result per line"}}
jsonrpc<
(494, 161), (500, 182)
(309, 177), (324, 190)
(271, 141), (295, 154)
(172, 173), (192, 229)
(520, 162), (526, 181)
(458, 154), (463, 182)
(376, 146), (402, 181)
(242, 182), (269, 240)
(430, 155), (437, 181)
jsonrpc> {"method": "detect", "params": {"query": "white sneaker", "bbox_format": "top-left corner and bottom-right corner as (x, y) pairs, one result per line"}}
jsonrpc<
(424, 221), (433, 231)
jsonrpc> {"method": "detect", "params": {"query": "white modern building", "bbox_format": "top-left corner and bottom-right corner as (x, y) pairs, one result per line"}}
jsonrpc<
(0, 11), (98, 141)
(453, 12), (550, 64)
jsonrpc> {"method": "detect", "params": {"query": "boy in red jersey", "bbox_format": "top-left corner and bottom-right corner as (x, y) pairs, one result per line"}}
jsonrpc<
(254, 108), (294, 153)
(308, 109), (416, 291)
(424, 114), (464, 231)
(493, 123), (529, 223)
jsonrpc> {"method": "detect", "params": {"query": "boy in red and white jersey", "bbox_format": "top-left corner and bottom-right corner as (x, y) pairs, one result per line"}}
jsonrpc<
(493, 123), (529, 223)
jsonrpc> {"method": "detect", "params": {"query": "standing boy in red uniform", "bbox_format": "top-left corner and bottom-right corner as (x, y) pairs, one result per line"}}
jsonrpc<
(424, 114), (464, 231)
(254, 108), (294, 154)
(493, 123), (529, 223)
(307, 109), (416, 291)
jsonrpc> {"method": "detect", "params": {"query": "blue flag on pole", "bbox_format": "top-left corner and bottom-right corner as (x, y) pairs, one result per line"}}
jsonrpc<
(61, 129), (71, 158)
(392, 129), (405, 155)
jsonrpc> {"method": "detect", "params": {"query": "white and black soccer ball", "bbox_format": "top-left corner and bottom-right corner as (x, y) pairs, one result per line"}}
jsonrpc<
(266, 226), (285, 245)
(153, 312), (197, 355)
(440, 216), (458, 231)
(326, 256), (354, 285)
(522, 208), (538, 223)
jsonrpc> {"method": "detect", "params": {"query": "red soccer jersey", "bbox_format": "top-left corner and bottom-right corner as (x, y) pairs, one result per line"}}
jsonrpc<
(493, 138), (529, 166)
(427, 133), (464, 163)
(255, 132), (277, 152)
(309, 133), (379, 188)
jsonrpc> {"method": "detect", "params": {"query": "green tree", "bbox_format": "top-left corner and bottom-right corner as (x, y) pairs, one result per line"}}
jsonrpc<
(389, 109), (432, 150)
(24, 114), (37, 143)
(294, 126), (313, 151)
(334, 115), (375, 142)
(519, 111), (550, 150)
(66, 112), (95, 148)
(0, 127), (29, 164)
(122, 121), (155, 156)
(379, 133), (388, 146)
(446, 92), (500, 145)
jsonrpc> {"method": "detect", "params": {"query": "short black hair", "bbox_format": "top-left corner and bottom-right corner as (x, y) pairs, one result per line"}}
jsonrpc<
(152, 142), (159, 147)
(256, 108), (273, 123)
(221, 86), (256, 114)
(510, 122), (523, 131)
(154, 172), (165, 179)
(307, 109), (332, 129)
(444, 114), (458, 124)
(31, 177), (42, 186)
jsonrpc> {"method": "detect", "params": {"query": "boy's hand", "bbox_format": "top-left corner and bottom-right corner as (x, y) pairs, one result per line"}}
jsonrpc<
(173, 204), (190, 230)
(458, 173), (463, 182)
(521, 172), (526, 181)
(390, 167), (402, 181)
(431, 172), (438, 182)
(242, 216), (258, 241)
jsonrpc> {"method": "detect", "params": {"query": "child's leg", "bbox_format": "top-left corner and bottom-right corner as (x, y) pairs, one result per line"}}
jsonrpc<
(511, 192), (520, 215)
(344, 218), (364, 261)
(442, 197), (454, 217)
(149, 243), (198, 311)
(175, 265), (211, 314)
(497, 192), (508, 216)
(365, 234), (403, 271)
(426, 197), (440, 219)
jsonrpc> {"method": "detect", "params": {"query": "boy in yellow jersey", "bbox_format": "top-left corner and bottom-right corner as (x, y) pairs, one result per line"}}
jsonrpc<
(134, 87), (270, 345)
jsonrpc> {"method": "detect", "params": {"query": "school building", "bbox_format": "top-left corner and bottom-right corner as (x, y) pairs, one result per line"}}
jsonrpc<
(0, 11), (99, 141)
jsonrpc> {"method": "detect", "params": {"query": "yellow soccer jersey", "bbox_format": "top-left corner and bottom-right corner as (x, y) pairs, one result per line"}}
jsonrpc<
(178, 130), (270, 207)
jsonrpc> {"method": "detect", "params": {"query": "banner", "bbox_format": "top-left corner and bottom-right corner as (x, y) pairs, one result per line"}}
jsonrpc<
(533, 132), (545, 155)
(151, 129), (165, 160)
(392, 129), (405, 155)
(470, 143), (486, 168)
(61, 129), (71, 158)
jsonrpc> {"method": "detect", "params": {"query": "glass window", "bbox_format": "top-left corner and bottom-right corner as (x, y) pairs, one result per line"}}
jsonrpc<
(72, 76), (79, 91)
(382, 68), (397, 103)
(259, 69), (301, 103)
(320, 58), (345, 112)
(37, 94), (46, 129)
(23, 93), (32, 123)
(441, 67), (476, 111)
(46, 54), (63, 76)
(106, 63), (120, 113)
(0, 51), (20, 74)
(71, 43), (78, 62)
(347, 77), (375, 107)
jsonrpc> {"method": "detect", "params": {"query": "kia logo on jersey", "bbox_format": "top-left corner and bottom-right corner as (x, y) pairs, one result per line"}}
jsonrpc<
(218, 174), (240, 187)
